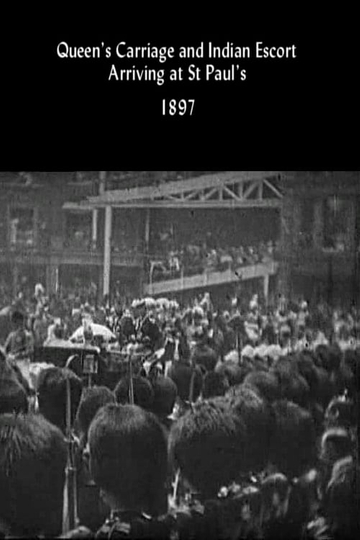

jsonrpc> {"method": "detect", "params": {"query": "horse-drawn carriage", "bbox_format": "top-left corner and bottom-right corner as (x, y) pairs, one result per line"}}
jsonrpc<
(32, 338), (163, 391)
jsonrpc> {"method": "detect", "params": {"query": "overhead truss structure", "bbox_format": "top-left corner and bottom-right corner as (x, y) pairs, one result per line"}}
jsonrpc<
(64, 171), (283, 210)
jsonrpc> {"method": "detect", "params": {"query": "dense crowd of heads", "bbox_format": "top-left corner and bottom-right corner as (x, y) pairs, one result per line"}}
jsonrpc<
(0, 286), (359, 538)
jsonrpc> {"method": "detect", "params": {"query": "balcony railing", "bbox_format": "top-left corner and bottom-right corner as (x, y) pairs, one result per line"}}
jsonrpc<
(145, 261), (278, 296)
(286, 246), (358, 262)
(0, 240), (143, 268)
(65, 180), (98, 200)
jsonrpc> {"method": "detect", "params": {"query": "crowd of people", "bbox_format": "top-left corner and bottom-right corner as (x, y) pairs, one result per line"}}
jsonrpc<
(148, 240), (279, 282)
(0, 281), (359, 539)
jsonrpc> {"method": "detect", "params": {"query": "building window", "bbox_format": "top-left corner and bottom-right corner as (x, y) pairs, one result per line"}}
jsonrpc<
(65, 211), (92, 250)
(323, 196), (352, 251)
(299, 199), (314, 248)
(9, 208), (35, 248)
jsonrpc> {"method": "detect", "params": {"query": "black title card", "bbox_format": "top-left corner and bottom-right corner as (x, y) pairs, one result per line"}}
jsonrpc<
(0, 19), (359, 539)
(1, 11), (358, 170)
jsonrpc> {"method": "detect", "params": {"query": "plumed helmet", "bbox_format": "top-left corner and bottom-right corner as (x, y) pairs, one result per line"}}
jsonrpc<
(254, 343), (268, 358)
(192, 306), (204, 319)
(265, 345), (282, 361)
(249, 294), (258, 310)
(241, 345), (255, 359)
(156, 297), (170, 310)
(224, 350), (239, 364)
(131, 298), (145, 309)
(34, 283), (45, 296)
(144, 297), (156, 309)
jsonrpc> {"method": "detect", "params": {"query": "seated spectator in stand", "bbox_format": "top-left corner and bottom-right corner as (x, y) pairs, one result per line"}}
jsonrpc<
(205, 249), (218, 272)
(218, 248), (233, 271)
(0, 413), (67, 538)
(37, 366), (83, 434)
(168, 251), (180, 276)
(89, 404), (170, 537)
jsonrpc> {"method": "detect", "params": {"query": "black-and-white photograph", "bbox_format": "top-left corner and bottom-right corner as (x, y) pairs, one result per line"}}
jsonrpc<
(0, 171), (358, 539)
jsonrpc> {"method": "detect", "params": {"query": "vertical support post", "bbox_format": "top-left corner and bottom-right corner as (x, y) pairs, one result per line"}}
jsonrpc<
(345, 198), (356, 251)
(99, 171), (106, 195)
(327, 253), (333, 307)
(98, 265), (103, 303)
(33, 206), (39, 248)
(258, 180), (263, 201)
(144, 209), (151, 297)
(46, 264), (59, 295)
(145, 208), (150, 252)
(92, 208), (98, 249)
(263, 273), (270, 305)
(344, 198), (356, 305)
(313, 198), (324, 248)
(103, 206), (112, 298)
(13, 260), (19, 298)
(278, 194), (294, 300)
(55, 266), (59, 294)
(149, 261), (155, 295)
